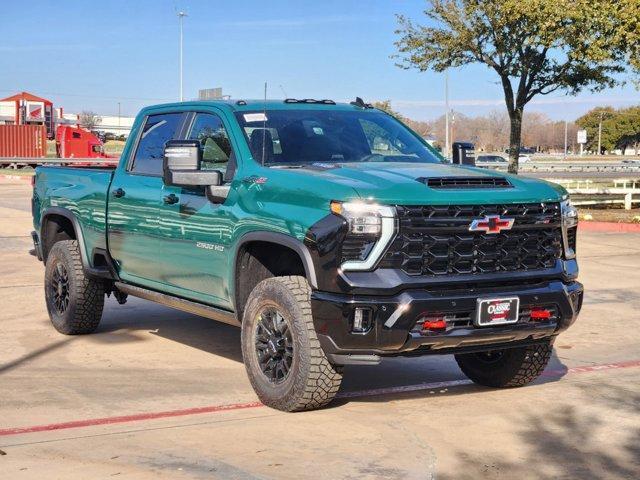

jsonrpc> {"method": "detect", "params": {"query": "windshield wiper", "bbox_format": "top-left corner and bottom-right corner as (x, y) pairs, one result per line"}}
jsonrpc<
(267, 163), (304, 169)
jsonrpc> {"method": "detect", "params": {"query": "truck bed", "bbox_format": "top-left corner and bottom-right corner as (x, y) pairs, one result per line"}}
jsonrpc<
(33, 165), (115, 256)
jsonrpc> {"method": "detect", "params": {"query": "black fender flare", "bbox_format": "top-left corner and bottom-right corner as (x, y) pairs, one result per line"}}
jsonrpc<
(40, 207), (115, 279)
(233, 231), (318, 293)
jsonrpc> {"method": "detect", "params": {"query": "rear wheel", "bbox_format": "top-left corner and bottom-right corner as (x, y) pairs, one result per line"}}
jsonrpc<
(44, 240), (104, 334)
(241, 276), (342, 412)
(454, 342), (552, 388)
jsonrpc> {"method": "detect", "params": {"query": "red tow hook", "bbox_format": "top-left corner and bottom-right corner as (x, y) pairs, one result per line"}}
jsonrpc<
(421, 316), (447, 331)
(530, 308), (552, 320)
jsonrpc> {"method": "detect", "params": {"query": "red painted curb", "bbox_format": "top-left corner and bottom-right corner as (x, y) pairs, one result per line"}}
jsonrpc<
(1, 358), (639, 438)
(579, 221), (640, 233)
(0, 402), (264, 437)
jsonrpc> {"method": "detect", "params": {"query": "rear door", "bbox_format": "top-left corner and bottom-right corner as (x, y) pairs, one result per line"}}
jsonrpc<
(107, 112), (185, 288)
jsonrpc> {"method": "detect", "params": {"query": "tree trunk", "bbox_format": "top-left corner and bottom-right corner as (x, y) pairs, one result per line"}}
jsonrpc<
(508, 108), (523, 174)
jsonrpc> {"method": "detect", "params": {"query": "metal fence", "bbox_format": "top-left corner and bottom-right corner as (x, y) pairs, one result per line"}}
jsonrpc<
(477, 160), (640, 174)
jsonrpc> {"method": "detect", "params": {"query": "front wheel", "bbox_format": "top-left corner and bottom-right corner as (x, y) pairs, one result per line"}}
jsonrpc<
(241, 276), (342, 412)
(455, 342), (552, 388)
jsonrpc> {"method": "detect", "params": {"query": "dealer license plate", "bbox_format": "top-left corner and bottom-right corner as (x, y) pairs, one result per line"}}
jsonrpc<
(475, 297), (520, 326)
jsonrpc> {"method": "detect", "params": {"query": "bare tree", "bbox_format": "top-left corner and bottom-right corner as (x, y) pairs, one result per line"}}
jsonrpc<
(79, 111), (102, 131)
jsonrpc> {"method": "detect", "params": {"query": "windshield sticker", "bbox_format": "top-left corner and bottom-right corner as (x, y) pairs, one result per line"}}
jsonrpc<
(244, 113), (268, 123)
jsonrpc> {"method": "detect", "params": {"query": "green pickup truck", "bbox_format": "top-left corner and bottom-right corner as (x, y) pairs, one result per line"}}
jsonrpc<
(31, 98), (583, 411)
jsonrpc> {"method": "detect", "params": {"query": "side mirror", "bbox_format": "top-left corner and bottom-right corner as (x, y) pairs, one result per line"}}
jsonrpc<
(163, 140), (222, 187)
(452, 142), (476, 166)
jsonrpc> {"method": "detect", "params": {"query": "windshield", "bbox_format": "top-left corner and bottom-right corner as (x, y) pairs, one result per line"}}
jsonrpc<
(234, 109), (443, 166)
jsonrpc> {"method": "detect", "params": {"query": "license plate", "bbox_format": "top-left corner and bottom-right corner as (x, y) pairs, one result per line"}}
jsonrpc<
(475, 297), (519, 326)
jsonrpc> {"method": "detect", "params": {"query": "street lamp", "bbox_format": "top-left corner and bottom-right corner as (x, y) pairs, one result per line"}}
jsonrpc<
(177, 11), (188, 102)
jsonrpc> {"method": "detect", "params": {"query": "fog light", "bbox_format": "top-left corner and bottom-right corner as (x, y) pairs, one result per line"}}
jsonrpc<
(352, 307), (373, 334)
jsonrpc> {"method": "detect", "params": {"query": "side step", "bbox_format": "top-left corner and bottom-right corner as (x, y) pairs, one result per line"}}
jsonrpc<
(114, 282), (240, 327)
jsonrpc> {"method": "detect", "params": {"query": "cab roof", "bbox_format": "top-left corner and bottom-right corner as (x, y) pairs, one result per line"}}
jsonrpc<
(144, 99), (374, 113)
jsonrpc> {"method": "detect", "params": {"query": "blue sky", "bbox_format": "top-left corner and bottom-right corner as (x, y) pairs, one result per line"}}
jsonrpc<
(1, 0), (637, 121)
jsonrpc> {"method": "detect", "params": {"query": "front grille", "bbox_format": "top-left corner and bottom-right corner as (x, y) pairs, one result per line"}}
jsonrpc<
(420, 176), (512, 189)
(379, 203), (563, 276)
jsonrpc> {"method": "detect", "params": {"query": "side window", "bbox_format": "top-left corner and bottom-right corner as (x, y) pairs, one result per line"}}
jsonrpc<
(131, 113), (182, 175)
(359, 119), (406, 156)
(188, 113), (233, 171)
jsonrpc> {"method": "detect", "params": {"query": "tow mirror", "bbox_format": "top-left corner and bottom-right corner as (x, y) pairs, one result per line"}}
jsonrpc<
(162, 140), (222, 187)
(452, 142), (476, 166)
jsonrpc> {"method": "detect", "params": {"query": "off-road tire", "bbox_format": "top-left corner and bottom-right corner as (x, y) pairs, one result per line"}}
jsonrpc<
(454, 342), (552, 388)
(241, 276), (342, 412)
(44, 240), (104, 335)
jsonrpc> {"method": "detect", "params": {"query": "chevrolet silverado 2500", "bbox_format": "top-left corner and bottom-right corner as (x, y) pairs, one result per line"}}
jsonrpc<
(32, 98), (583, 411)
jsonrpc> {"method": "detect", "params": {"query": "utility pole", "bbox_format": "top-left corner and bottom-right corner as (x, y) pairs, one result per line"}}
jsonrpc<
(564, 120), (568, 160)
(597, 112), (603, 155)
(177, 11), (188, 102)
(444, 71), (450, 160)
(117, 102), (121, 127)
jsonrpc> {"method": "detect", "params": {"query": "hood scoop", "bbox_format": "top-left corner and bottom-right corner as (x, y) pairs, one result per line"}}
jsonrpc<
(418, 176), (512, 189)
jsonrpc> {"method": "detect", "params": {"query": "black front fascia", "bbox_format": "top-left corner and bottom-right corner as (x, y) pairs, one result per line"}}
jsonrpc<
(311, 280), (583, 357)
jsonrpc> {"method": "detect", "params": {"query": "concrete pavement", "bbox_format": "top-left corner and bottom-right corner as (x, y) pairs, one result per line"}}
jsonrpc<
(0, 180), (638, 479)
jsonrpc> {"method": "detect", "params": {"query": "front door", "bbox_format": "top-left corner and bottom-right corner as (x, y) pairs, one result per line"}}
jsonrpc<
(159, 111), (239, 308)
(108, 112), (185, 289)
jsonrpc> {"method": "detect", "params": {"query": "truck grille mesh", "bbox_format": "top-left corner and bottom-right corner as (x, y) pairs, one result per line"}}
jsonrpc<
(379, 203), (563, 276)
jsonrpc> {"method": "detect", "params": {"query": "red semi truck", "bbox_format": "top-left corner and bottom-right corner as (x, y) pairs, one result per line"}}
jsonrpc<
(55, 125), (111, 159)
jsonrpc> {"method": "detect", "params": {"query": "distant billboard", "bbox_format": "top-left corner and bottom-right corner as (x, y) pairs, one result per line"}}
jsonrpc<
(577, 129), (587, 144)
(199, 88), (223, 100)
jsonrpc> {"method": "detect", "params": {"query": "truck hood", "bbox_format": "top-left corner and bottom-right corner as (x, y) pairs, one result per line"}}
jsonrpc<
(293, 162), (566, 205)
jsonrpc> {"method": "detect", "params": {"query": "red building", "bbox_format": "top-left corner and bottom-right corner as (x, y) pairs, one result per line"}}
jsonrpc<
(0, 91), (55, 138)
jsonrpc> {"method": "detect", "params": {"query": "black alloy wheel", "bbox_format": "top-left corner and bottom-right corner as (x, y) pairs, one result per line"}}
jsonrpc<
(254, 307), (293, 384)
(51, 262), (70, 314)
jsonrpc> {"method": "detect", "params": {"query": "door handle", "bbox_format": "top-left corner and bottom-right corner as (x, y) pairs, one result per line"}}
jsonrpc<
(112, 188), (125, 198)
(163, 193), (179, 205)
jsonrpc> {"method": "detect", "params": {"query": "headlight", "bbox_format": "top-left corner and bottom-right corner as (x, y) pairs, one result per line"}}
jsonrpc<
(330, 201), (396, 271)
(561, 198), (578, 259)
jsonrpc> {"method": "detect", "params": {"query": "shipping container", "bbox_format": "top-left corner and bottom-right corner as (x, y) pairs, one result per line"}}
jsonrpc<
(0, 124), (47, 158)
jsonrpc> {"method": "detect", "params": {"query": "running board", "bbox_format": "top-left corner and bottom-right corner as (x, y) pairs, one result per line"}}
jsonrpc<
(114, 282), (240, 327)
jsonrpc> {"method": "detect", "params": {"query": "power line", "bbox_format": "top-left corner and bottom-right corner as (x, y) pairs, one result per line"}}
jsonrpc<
(0, 89), (172, 102)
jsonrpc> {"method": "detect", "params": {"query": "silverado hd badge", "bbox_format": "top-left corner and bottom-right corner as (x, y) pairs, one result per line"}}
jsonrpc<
(469, 214), (514, 234)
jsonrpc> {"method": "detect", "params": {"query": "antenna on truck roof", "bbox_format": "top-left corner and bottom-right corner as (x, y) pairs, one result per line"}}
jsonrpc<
(350, 97), (373, 109)
(262, 82), (267, 166)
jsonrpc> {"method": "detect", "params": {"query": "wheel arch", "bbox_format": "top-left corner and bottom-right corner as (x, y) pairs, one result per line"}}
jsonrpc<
(40, 207), (84, 264)
(232, 231), (317, 318)
(40, 207), (115, 279)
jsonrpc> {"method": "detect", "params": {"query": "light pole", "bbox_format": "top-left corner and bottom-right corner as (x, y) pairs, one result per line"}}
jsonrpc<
(444, 71), (450, 160)
(117, 102), (121, 127)
(597, 111), (603, 155)
(564, 119), (568, 159)
(177, 11), (188, 102)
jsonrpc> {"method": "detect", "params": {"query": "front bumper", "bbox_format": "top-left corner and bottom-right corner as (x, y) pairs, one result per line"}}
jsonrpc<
(311, 279), (583, 365)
